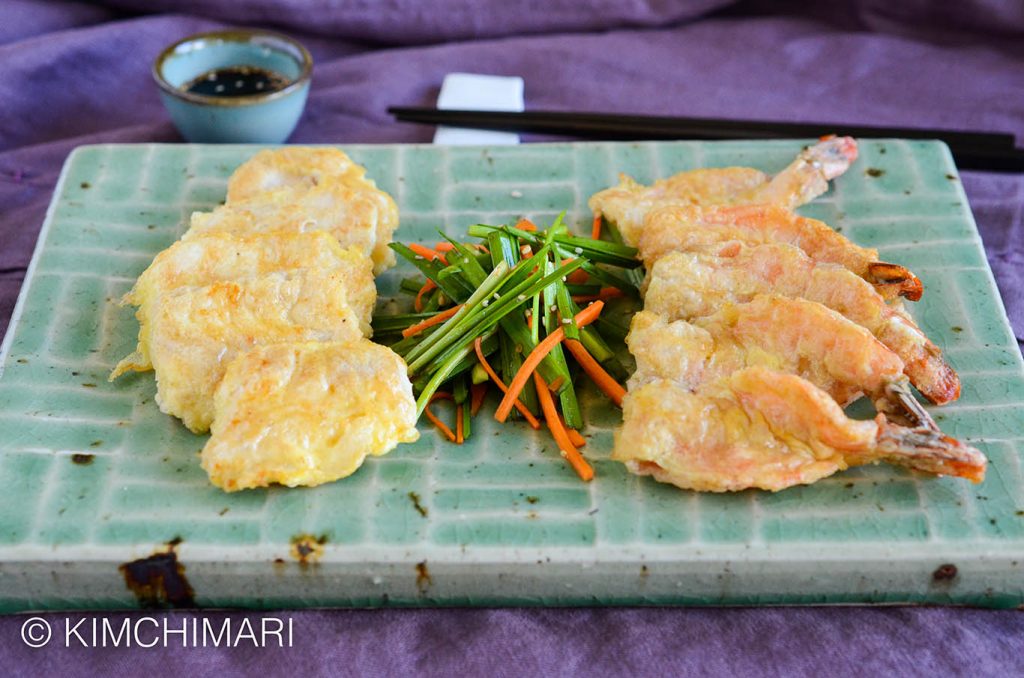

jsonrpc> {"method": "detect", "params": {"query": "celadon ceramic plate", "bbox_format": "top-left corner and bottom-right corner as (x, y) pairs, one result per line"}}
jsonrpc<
(1, 140), (1022, 612)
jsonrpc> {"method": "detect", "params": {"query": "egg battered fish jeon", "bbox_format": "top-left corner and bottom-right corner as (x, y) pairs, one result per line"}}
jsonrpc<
(225, 147), (365, 201)
(148, 269), (364, 433)
(202, 340), (419, 491)
(615, 370), (985, 493)
(111, 231), (375, 378)
(588, 136), (858, 245)
(190, 147), (399, 274)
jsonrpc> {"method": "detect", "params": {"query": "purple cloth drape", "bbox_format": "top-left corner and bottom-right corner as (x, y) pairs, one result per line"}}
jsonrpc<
(1, 1), (1021, 675)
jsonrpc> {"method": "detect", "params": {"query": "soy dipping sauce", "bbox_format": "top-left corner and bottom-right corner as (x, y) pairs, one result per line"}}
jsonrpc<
(183, 65), (290, 97)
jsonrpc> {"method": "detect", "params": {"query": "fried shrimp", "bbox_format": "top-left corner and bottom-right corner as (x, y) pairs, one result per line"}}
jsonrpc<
(643, 244), (960, 404)
(588, 136), (858, 246)
(639, 204), (922, 300)
(614, 369), (985, 493)
(626, 297), (933, 428)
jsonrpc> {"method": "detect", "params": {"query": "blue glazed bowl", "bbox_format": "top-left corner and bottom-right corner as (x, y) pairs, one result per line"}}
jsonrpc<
(153, 29), (313, 143)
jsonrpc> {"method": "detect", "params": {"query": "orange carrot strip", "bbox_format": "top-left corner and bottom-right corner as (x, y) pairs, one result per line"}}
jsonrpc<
(409, 242), (440, 261)
(434, 242), (456, 253)
(424, 393), (457, 442)
(534, 372), (594, 482)
(546, 375), (565, 392)
(591, 213), (602, 239)
(495, 301), (605, 422)
(473, 338), (541, 429)
(470, 383), (487, 417)
(401, 304), (463, 338)
(515, 218), (537, 232)
(562, 259), (589, 284)
(557, 413), (587, 447)
(520, 245), (533, 259)
(455, 404), (464, 444)
(414, 279), (437, 312)
(564, 339), (626, 407)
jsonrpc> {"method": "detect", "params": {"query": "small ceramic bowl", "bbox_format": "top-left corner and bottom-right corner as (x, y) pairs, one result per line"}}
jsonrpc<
(153, 29), (313, 143)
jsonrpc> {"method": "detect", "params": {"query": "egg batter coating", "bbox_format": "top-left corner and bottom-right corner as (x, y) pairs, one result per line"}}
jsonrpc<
(147, 269), (364, 433)
(643, 244), (959, 404)
(588, 136), (858, 246)
(614, 369), (985, 493)
(625, 298), (934, 426)
(202, 340), (419, 491)
(190, 147), (399, 273)
(225, 147), (365, 201)
(111, 231), (374, 378)
(639, 204), (921, 300)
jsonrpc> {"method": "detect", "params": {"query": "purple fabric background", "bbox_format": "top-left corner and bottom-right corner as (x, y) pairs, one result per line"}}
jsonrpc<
(1, 1), (1022, 674)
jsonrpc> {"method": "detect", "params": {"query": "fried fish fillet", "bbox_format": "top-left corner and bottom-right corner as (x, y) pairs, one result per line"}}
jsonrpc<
(614, 370), (985, 492)
(588, 136), (858, 246)
(111, 231), (374, 379)
(189, 147), (399, 273)
(147, 269), (364, 433)
(202, 340), (419, 491)
(225, 147), (365, 201)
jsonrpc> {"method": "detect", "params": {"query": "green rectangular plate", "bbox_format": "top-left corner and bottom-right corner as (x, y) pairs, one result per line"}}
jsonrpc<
(1, 140), (1022, 612)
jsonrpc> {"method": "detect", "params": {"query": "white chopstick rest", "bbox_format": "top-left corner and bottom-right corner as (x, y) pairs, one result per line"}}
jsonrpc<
(433, 73), (525, 146)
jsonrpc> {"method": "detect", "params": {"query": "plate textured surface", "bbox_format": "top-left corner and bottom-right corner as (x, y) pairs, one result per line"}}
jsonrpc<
(1, 140), (1022, 612)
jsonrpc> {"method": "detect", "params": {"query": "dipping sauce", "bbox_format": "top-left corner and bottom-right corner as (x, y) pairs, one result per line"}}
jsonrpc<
(182, 66), (290, 97)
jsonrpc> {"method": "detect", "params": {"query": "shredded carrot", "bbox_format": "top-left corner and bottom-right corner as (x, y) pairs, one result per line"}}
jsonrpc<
(572, 287), (624, 303)
(562, 259), (589, 284)
(525, 309), (533, 330)
(434, 242), (456, 253)
(564, 339), (626, 407)
(455, 404), (464, 444)
(546, 375), (565, 392)
(515, 218), (537, 232)
(401, 304), (463, 338)
(495, 301), (605, 422)
(534, 372), (594, 482)
(520, 245), (533, 259)
(414, 279), (437, 312)
(470, 383), (487, 416)
(409, 242), (442, 262)
(424, 393), (457, 442)
(473, 338), (541, 429)
(591, 213), (602, 239)
(557, 413), (587, 447)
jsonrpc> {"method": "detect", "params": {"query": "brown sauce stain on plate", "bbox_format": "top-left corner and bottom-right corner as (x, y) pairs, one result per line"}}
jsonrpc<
(415, 560), (432, 593)
(290, 533), (327, 565)
(118, 537), (195, 608)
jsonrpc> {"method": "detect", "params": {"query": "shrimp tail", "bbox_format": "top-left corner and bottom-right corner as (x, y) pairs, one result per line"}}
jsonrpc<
(874, 416), (986, 483)
(875, 378), (940, 431)
(807, 135), (859, 179)
(868, 261), (923, 301)
(904, 349), (961, 405)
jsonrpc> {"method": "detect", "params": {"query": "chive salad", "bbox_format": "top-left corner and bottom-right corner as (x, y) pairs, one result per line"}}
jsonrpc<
(372, 214), (638, 480)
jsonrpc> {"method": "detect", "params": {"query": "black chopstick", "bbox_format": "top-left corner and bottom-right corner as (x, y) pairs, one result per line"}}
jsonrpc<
(388, 107), (1022, 172)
